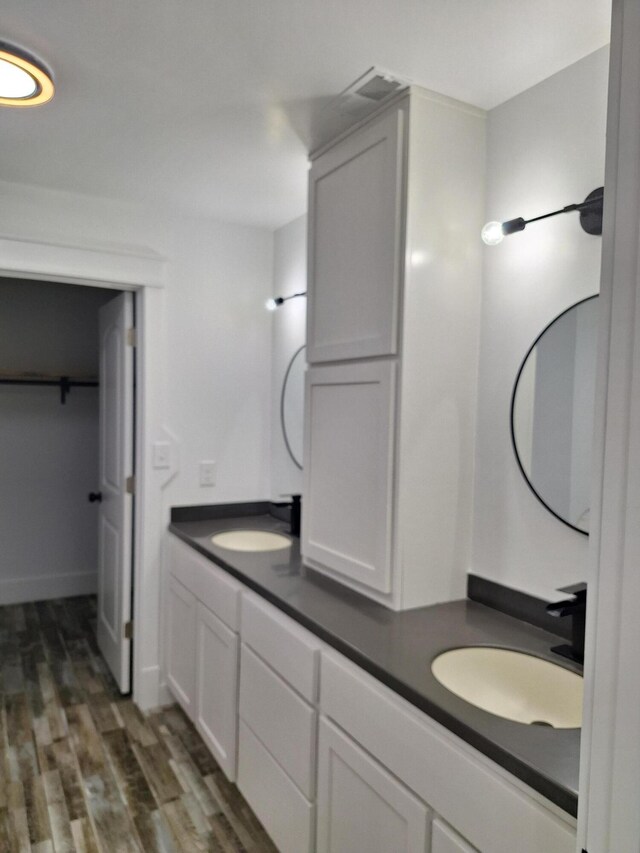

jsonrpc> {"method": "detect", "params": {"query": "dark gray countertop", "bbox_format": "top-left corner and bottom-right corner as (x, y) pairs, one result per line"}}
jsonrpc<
(169, 507), (580, 817)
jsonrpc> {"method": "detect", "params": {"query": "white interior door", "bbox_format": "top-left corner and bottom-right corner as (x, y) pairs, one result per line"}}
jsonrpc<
(97, 291), (134, 693)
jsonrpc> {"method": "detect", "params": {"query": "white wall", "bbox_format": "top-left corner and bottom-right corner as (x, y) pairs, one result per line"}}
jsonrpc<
(472, 47), (609, 600)
(0, 280), (114, 603)
(163, 215), (273, 506)
(270, 215), (307, 499)
(0, 179), (274, 707)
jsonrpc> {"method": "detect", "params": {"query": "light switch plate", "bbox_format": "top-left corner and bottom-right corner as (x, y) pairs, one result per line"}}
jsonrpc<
(152, 441), (171, 469)
(199, 461), (216, 487)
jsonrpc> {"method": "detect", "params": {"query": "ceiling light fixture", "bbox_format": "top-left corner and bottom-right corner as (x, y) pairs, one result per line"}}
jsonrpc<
(0, 42), (54, 107)
(482, 186), (604, 245)
(265, 292), (307, 311)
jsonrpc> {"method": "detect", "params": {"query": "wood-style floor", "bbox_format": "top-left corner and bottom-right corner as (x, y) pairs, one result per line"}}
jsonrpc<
(0, 595), (278, 853)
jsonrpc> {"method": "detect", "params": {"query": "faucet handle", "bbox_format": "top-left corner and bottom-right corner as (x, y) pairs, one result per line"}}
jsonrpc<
(547, 582), (587, 665)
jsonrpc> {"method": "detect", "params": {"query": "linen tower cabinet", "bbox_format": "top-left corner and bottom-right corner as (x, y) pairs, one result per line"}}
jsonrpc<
(303, 86), (486, 610)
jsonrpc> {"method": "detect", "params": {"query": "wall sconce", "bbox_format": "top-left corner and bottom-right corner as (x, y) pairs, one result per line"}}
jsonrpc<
(481, 186), (604, 245)
(265, 291), (307, 311)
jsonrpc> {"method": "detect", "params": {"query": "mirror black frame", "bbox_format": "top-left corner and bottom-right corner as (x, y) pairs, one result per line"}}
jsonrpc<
(280, 344), (306, 471)
(510, 294), (598, 537)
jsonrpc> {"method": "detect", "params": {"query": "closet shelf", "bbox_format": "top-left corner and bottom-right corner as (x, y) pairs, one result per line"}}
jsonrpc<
(0, 372), (99, 404)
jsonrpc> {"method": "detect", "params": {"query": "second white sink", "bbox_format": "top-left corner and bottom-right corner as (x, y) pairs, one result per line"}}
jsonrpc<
(211, 529), (292, 552)
(431, 647), (583, 728)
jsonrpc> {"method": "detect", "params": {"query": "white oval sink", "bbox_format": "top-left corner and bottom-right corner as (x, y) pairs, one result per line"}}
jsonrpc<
(431, 647), (583, 728)
(211, 529), (292, 552)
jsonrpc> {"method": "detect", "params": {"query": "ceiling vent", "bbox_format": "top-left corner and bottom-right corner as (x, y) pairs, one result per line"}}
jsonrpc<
(310, 67), (411, 153)
(353, 72), (405, 102)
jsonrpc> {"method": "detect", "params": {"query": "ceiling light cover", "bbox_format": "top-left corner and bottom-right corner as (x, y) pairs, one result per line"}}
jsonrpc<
(0, 44), (54, 106)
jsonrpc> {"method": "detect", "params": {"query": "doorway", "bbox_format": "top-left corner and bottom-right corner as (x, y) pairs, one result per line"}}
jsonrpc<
(0, 277), (136, 694)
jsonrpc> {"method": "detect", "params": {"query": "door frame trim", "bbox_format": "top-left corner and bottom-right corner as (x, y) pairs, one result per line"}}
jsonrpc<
(579, 1), (640, 849)
(0, 237), (166, 708)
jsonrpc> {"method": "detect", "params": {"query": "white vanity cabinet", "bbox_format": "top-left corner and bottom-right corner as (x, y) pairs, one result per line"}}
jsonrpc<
(165, 574), (197, 718)
(195, 602), (239, 780)
(317, 717), (430, 853)
(164, 537), (577, 853)
(165, 535), (243, 781)
(431, 819), (478, 853)
(237, 592), (322, 853)
(303, 87), (486, 610)
(319, 650), (576, 853)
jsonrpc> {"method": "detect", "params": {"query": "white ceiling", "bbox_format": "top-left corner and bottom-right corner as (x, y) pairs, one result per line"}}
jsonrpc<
(1, 0), (611, 230)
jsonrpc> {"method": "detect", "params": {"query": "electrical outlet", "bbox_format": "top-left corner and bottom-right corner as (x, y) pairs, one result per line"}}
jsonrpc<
(152, 441), (171, 469)
(199, 461), (216, 487)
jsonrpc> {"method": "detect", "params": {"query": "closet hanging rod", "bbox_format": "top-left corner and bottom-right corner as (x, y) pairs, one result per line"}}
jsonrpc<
(0, 374), (99, 404)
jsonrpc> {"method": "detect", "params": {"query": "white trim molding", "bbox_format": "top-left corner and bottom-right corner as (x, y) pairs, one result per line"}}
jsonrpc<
(579, 1), (640, 850)
(0, 234), (167, 288)
(0, 233), (165, 711)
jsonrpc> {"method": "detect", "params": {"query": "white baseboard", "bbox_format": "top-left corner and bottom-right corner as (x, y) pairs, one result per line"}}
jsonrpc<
(135, 664), (172, 711)
(0, 572), (98, 606)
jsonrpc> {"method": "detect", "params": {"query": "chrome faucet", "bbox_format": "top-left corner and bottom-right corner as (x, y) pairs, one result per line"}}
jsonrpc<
(546, 583), (587, 664)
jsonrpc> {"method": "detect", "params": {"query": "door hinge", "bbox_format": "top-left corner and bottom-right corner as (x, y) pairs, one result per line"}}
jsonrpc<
(127, 327), (137, 347)
(124, 621), (133, 640)
(126, 475), (135, 495)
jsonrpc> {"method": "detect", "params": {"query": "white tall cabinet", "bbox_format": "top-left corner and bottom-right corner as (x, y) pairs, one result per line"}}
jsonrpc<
(303, 87), (486, 609)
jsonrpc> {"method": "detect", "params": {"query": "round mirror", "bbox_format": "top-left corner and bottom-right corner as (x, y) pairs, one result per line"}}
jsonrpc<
(280, 345), (305, 470)
(511, 296), (598, 535)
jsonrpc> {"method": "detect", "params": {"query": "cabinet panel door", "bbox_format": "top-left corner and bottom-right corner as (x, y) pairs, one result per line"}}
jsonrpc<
(432, 819), (478, 853)
(166, 575), (197, 719)
(303, 361), (396, 593)
(308, 106), (405, 363)
(195, 602), (239, 781)
(317, 718), (429, 853)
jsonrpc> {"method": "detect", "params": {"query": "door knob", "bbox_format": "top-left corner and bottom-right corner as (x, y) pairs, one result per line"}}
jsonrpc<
(88, 492), (103, 503)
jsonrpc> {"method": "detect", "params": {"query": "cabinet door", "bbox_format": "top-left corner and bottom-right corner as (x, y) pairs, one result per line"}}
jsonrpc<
(195, 602), (239, 781)
(308, 106), (405, 363)
(166, 575), (197, 719)
(432, 819), (478, 853)
(303, 361), (396, 594)
(317, 718), (429, 853)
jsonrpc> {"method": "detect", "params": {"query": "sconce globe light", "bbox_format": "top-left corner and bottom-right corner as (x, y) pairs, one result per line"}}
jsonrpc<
(0, 42), (54, 107)
(265, 292), (306, 311)
(482, 187), (604, 246)
(481, 221), (504, 246)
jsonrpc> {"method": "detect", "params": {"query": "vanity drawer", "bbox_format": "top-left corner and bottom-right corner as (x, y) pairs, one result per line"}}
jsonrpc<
(239, 643), (317, 798)
(237, 720), (314, 853)
(320, 651), (576, 853)
(169, 535), (242, 630)
(241, 591), (321, 702)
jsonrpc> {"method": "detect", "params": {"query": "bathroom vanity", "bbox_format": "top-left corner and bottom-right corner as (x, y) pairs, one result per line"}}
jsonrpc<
(165, 504), (580, 853)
